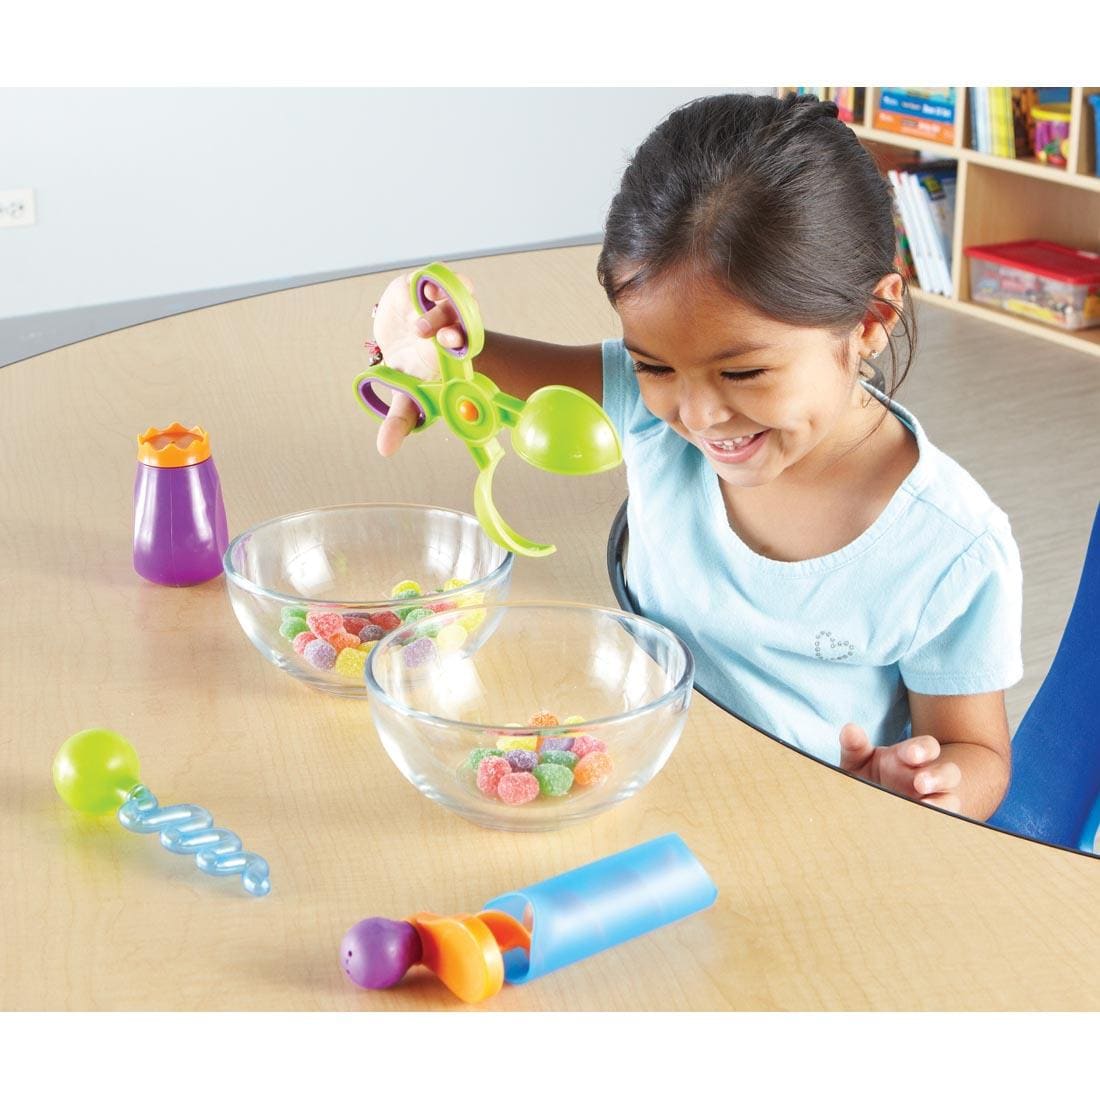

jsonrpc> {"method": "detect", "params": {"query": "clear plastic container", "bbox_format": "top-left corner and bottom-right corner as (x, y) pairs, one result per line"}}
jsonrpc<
(223, 503), (513, 696)
(964, 239), (1100, 330)
(365, 601), (695, 831)
(1030, 102), (1071, 167)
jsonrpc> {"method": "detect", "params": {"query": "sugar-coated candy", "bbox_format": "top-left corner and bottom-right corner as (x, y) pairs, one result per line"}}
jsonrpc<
(562, 715), (585, 726)
(330, 631), (362, 653)
(443, 578), (470, 592)
(476, 756), (512, 796)
(504, 749), (539, 772)
(539, 749), (578, 770)
(342, 616), (368, 635)
(306, 611), (344, 641)
(497, 771), (540, 805)
(281, 605), (308, 622)
(435, 622), (467, 652)
(403, 607), (433, 626)
(574, 751), (613, 787)
(538, 736), (575, 753)
(368, 610), (402, 632)
(292, 630), (318, 655)
(402, 636), (436, 669)
(459, 607), (487, 630)
(428, 600), (457, 614)
(303, 638), (337, 670)
(279, 617), (311, 641)
(496, 734), (539, 752)
(334, 646), (369, 679)
(359, 623), (385, 643)
(528, 711), (560, 728)
(572, 735), (607, 758)
(466, 747), (505, 769)
(391, 580), (422, 598)
(532, 762), (574, 798)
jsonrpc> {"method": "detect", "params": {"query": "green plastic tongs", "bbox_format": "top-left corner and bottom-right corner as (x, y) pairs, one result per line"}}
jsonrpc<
(354, 262), (623, 557)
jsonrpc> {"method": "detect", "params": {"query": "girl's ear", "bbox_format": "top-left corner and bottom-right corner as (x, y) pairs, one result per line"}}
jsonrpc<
(856, 273), (905, 356)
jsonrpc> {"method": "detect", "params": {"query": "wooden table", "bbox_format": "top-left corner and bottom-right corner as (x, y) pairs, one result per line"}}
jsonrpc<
(3, 245), (1098, 1011)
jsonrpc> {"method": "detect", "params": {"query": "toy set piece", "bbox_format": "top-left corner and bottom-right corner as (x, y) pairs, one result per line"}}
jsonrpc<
(963, 240), (1100, 331)
(340, 834), (717, 1003)
(133, 422), (228, 586)
(354, 261), (623, 557)
(53, 728), (271, 898)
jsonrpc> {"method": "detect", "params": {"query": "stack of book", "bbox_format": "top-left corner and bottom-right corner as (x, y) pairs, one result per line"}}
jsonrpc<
(969, 87), (1069, 157)
(874, 88), (957, 146)
(884, 159), (958, 296)
(830, 87), (865, 124)
(784, 87), (866, 123)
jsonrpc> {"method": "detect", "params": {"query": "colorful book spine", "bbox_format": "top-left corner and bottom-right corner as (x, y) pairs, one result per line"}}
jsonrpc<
(885, 161), (958, 296)
(1012, 87), (1038, 158)
(875, 87), (956, 145)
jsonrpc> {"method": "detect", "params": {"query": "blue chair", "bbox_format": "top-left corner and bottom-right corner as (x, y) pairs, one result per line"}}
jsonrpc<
(990, 502), (1100, 852)
(610, 497), (1100, 852)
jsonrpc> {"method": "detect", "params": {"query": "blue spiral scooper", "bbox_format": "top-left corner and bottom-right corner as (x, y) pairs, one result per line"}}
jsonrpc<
(53, 727), (271, 897)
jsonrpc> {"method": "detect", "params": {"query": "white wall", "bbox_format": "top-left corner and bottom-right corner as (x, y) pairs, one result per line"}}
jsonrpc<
(0, 88), (761, 321)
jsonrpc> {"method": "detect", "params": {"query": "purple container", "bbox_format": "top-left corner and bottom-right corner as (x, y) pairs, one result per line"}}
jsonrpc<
(133, 423), (228, 586)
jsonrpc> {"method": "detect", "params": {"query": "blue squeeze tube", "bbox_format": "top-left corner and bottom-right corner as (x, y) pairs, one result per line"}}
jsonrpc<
(484, 833), (718, 984)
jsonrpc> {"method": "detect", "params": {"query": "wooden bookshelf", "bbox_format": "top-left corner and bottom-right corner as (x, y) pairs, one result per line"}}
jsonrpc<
(782, 87), (1100, 358)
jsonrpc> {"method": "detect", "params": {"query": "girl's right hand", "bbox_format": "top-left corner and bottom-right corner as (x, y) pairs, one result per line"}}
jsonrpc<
(371, 270), (475, 457)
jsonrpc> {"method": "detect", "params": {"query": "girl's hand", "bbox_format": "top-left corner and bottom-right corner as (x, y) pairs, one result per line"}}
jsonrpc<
(838, 723), (962, 813)
(370, 271), (475, 457)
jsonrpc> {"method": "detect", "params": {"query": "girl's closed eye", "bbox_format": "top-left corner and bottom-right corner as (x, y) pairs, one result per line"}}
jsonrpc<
(631, 360), (673, 377)
(631, 359), (767, 382)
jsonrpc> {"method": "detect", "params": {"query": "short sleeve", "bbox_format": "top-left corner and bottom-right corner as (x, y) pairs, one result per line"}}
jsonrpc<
(601, 339), (662, 447)
(899, 519), (1023, 695)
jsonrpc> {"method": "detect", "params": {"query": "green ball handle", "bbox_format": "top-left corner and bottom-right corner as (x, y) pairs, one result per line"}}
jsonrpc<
(52, 728), (141, 815)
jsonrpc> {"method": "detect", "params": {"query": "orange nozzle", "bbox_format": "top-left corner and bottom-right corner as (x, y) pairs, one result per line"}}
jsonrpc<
(409, 912), (504, 1004)
(407, 908), (531, 1005)
(136, 422), (211, 467)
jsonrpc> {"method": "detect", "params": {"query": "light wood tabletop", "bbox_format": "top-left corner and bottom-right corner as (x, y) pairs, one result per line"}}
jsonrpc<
(3, 244), (1098, 1011)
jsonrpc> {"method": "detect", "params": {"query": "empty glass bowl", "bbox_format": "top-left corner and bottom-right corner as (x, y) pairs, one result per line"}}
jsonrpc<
(365, 601), (695, 830)
(223, 503), (513, 696)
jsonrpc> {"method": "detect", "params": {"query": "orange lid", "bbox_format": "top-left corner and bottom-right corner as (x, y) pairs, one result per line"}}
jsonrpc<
(136, 422), (211, 467)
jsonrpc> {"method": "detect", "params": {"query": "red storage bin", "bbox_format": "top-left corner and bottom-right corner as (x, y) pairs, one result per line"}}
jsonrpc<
(964, 239), (1100, 330)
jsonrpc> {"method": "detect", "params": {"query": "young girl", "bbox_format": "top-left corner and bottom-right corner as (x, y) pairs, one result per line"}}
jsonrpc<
(369, 92), (1022, 821)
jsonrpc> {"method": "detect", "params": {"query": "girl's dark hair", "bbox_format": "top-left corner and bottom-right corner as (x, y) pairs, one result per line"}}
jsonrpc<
(597, 92), (915, 398)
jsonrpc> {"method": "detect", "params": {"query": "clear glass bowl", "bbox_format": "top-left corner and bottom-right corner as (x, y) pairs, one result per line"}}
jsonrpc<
(365, 601), (695, 831)
(223, 503), (513, 696)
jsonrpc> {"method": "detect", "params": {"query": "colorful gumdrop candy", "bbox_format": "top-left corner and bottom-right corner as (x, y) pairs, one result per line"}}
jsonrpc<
(463, 712), (619, 805)
(53, 727), (271, 897)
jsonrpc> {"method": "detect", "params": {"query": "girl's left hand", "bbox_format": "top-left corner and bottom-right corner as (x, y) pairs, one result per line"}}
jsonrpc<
(838, 723), (962, 813)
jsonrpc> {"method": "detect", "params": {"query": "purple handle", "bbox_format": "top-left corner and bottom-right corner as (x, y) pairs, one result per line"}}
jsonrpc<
(415, 277), (469, 358)
(357, 377), (426, 427)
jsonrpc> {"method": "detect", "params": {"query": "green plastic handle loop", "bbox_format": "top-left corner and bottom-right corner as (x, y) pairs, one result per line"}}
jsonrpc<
(354, 262), (623, 557)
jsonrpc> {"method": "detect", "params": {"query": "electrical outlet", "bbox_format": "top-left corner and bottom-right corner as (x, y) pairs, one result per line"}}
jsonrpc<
(0, 188), (36, 228)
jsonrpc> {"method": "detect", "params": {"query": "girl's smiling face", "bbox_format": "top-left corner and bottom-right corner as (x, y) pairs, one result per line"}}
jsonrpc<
(615, 270), (883, 489)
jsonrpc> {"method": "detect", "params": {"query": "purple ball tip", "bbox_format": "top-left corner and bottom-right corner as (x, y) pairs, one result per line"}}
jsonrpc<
(340, 917), (422, 990)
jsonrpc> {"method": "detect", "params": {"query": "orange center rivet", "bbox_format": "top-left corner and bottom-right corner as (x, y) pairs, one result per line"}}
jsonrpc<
(458, 399), (479, 422)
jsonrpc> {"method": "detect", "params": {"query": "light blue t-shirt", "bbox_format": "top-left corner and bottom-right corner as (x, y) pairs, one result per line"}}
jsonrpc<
(603, 339), (1023, 765)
